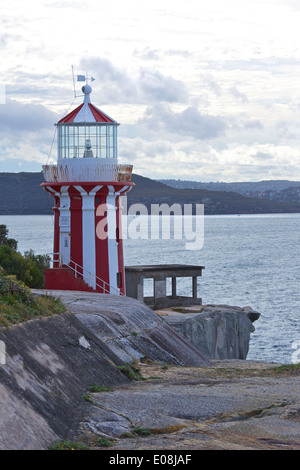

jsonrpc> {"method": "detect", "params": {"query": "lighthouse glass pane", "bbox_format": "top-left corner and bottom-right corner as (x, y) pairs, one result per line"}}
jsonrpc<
(57, 124), (117, 159)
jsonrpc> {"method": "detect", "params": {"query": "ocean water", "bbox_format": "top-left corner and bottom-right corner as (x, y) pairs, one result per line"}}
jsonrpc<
(0, 213), (299, 364)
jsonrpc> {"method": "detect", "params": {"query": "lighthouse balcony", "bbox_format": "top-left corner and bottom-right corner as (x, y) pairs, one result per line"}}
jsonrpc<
(43, 158), (133, 183)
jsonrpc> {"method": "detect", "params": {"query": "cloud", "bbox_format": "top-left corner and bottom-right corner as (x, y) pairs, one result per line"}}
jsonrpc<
(251, 151), (274, 161)
(200, 73), (223, 96)
(139, 68), (187, 102)
(229, 86), (248, 103)
(0, 142), (51, 164)
(79, 56), (187, 105)
(243, 119), (263, 130)
(0, 99), (58, 168)
(0, 99), (58, 135)
(141, 104), (227, 140)
(133, 48), (161, 60)
(133, 47), (192, 61)
(1, 1), (300, 181)
(79, 56), (138, 104)
(120, 131), (300, 182)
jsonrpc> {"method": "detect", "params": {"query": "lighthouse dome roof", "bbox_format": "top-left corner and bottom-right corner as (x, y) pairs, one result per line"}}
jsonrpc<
(58, 85), (118, 125)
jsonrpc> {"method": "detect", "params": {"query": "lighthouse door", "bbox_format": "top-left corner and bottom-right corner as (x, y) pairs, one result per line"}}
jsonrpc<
(59, 189), (71, 266)
(60, 231), (70, 265)
(59, 213), (71, 266)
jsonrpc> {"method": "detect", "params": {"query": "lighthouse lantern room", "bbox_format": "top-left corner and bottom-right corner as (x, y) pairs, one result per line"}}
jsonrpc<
(42, 82), (134, 295)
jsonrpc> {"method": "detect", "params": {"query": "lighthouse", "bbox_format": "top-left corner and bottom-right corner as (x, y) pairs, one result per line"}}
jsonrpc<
(41, 81), (134, 295)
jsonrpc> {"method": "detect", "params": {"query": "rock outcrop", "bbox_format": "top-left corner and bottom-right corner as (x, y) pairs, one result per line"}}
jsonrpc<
(0, 290), (297, 452)
(74, 360), (300, 451)
(0, 290), (209, 450)
(157, 304), (260, 360)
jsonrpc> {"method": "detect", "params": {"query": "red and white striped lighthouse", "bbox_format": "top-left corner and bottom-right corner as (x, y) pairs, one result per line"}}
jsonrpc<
(42, 82), (134, 295)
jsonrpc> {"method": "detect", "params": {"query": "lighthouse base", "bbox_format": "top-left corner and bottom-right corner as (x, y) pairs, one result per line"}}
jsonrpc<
(42, 181), (133, 297)
(44, 268), (97, 293)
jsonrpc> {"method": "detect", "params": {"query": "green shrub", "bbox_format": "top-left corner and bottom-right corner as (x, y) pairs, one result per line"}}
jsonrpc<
(23, 249), (50, 288)
(0, 245), (49, 289)
(117, 362), (143, 381)
(50, 440), (90, 450)
(0, 269), (66, 328)
(88, 384), (113, 393)
(121, 427), (151, 438)
(97, 438), (113, 447)
(0, 224), (18, 251)
(131, 427), (151, 436)
(82, 393), (92, 402)
(0, 268), (34, 304)
(0, 225), (50, 289)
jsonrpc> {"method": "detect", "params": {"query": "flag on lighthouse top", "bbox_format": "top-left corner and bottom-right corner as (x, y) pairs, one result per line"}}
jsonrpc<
(77, 75), (95, 82)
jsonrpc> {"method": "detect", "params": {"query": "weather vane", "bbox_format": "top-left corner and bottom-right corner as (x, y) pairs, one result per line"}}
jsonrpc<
(71, 65), (95, 99)
(76, 74), (95, 83)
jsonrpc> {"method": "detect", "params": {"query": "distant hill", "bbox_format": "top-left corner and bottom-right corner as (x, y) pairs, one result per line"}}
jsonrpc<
(159, 179), (300, 196)
(246, 186), (300, 204)
(0, 172), (300, 216)
(0, 172), (51, 215)
(131, 174), (300, 214)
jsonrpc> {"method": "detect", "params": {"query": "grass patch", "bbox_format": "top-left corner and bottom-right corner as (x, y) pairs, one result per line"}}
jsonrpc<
(172, 307), (203, 314)
(97, 438), (114, 447)
(0, 293), (66, 329)
(82, 385), (114, 402)
(50, 440), (90, 450)
(202, 363), (300, 379)
(121, 427), (151, 438)
(131, 427), (151, 436)
(121, 425), (187, 438)
(82, 393), (92, 402)
(0, 267), (66, 328)
(262, 363), (300, 376)
(117, 362), (144, 381)
(88, 384), (114, 393)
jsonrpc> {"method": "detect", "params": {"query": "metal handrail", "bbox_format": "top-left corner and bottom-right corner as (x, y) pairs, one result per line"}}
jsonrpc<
(48, 252), (124, 296)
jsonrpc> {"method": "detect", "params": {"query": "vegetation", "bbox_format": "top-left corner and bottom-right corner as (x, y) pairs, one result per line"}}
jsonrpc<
(88, 384), (113, 393)
(121, 427), (151, 438)
(130, 427), (151, 437)
(0, 225), (50, 288)
(50, 440), (90, 450)
(262, 363), (300, 376)
(0, 224), (17, 250)
(81, 393), (92, 402)
(199, 363), (300, 379)
(0, 268), (65, 328)
(0, 225), (65, 328)
(82, 384), (114, 403)
(96, 438), (114, 447)
(117, 361), (144, 381)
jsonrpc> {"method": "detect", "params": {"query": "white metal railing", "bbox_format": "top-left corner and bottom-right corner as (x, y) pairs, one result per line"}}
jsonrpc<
(49, 252), (124, 296)
(43, 159), (132, 183)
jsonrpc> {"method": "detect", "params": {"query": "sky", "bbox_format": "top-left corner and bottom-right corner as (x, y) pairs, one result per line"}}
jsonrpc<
(1, 0), (300, 182)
